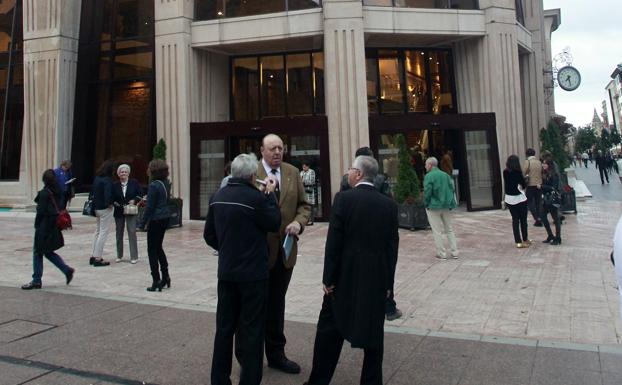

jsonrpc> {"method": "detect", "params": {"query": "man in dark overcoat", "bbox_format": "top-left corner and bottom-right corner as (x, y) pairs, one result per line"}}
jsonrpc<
(304, 155), (399, 385)
(204, 153), (281, 385)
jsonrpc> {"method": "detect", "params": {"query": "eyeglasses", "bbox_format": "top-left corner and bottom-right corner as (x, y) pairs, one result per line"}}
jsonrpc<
(348, 167), (360, 173)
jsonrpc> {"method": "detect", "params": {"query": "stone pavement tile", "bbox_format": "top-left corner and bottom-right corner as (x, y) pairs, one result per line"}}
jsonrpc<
(482, 305), (529, 336)
(0, 361), (49, 385)
(415, 336), (481, 358)
(22, 371), (95, 385)
(571, 319), (618, 344)
(533, 347), (601, 372)
(529, 366), (602, 385)
(458, 342), (535, 385)
(387, 352), (470, 385)
(600, 352), (622, 374)
(525, 312), (571, 341)
(603, 371), (622, 385)
(0, 319), (54, 337)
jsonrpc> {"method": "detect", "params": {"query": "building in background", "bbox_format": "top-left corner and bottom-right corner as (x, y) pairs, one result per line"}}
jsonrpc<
(607, 63), (622, 133)
(0, 0), (560, 218)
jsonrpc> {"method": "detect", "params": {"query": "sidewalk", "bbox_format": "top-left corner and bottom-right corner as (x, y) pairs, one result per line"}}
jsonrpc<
(1, 167), (622, 384)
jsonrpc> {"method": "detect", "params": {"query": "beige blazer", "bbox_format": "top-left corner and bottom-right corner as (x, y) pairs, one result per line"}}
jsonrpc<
(522, 157), (543, 186)
(258, 161), (311, 269)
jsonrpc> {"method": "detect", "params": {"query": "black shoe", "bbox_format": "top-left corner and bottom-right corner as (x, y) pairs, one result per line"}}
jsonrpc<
(90, 257), (110, 267)
(386, 309), (403, 321)
(550, 238), (562, 246)
(534, 221), (543, 227)
(147, 281), (162, 292)
(542, 236), (554, 243)
(66, 268), (75, 285)
(21, 282), (42, 290)
(162, 276), (171, 289)
(268, 357), (301, 374)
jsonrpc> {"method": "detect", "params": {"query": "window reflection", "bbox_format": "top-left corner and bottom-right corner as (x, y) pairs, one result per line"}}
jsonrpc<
(366, 58), (379, 114)
(364, 0), (478, 8)
(261, 55), (286, 117)
(312, 52), (325, 115)
(233, 57), (259, 121)
(287, 53), (312, 115)
(429, 51), (454, 114)
(405, 50), (428, 113)
(378, 50), (404, 114)
(195, 0), (322, 20)
(377, 132), (428, 192)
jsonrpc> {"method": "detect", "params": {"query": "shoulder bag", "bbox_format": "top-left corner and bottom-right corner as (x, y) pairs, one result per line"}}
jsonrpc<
(48, 190), (72, 231)
(524, 160), (531, 185)
(82, 192), (96, 217)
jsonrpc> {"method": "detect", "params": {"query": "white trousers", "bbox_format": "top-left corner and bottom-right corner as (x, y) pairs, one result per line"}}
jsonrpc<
(426, 208), (458, 258)
(92, 207), (114, 258)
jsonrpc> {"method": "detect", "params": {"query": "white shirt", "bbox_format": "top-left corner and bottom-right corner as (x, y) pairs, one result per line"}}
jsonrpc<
(261, 159), (281, 186)
(355, 181), (374, 187)
(121, 181), (128, 198)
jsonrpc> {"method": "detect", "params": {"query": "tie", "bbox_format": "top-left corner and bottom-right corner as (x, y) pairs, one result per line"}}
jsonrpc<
(271, 169), (280, 200)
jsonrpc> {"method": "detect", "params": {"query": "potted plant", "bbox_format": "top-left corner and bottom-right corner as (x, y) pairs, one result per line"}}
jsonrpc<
(393, 134), (429, 230)
(138, 138), (183, 228)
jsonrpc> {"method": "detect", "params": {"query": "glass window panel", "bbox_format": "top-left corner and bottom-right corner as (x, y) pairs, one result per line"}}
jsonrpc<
(363, 0), (393, 6)
(395, 0), (438, 7)
(113, 50), (152, 79)
(287, 53), (312, 116)
(313, 52), (324, 115)
(366, 58), (379, 114)
(195, 0), (225, 20)
(227, 0), (285, 18)
(199, 139), (225, 217)
(0, 67), (7, 88)
(289, 135), (323, 217)
(429, 51), (454, 114)
(115, 38), (150, 49)
(115, 0), (154, 38)
(465, 130), (494, 208)
(11, 62), (22, 86)
(232, 57), (259, 120)
(288, 0), (322, 11)
(99, 52), (111, 80)
(405, 50), (428, 113)
(100, 0), (114, 41)
(450, 0), (478, 9)
(261, 55), (285, 117)
(378, 50), (404, 114)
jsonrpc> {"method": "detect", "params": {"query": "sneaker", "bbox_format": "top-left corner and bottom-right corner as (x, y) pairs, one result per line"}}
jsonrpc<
(115, 257), (123, 263)
(130, 259), (138, 264)
(386, 309), (403, 321)
(435, 254), (448, 260)
(516, 242), (529, 248)
(451, 254), (459, 259)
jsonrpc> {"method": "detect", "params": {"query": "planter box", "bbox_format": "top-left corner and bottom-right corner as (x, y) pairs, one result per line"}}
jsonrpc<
(397, 203), (429, 231)
(560, 189), (576, 214)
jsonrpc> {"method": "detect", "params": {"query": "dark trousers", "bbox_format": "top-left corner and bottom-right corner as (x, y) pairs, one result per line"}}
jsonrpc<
(212, 279), (268, 385)
(541, 205), (561, 240)
(32, 252), (71, 285)
(507, 201), (528, 244)
(598, 167), (609, 184)
(146, 218), (169, 282)
(307, 296), (383, 385)
(264, 258), (293, 362)
(385, 287), (397, 315)
(583, 159), (588, 168)
(525, 186), (542, 222)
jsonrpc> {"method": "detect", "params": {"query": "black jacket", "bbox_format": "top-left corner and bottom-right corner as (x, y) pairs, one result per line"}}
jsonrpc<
(204, 178), (281, 282)
(340, 173), (392, 197)
(503, 169), (526, 196)
(112, 179), (143, 218)
(92, 176), (113, 210)
(323, 184), (399, 349)
(34, 189), (64, 254)
(139, 179), (171, 227)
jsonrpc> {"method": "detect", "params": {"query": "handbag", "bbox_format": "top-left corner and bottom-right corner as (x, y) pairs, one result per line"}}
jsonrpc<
(542, 189), (561, 208)
(82, 193), (96, 217)
(48, 189), (72, 231)
(123, 204), (138, 215)
(524, 160), (531, 185)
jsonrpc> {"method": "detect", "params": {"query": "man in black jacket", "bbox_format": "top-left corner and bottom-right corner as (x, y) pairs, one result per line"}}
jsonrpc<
(595, 150), (610, 184)
(304, 155), (399, 385)
(204, 153), (281, 385)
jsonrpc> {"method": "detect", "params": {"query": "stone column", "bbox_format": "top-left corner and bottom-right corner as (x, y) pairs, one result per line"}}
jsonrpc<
(155, 0), (194, 218)
(22, 0), (80, 198)
(323, 0), (369, 197)
(455, 0), (525, 165)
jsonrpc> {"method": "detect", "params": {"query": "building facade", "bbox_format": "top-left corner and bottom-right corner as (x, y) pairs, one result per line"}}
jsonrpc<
(607, 64), (622, 133)
(0, 0), (559, 219)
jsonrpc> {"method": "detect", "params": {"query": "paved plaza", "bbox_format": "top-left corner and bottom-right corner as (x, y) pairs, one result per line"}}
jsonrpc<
(1, 165), (622, 384)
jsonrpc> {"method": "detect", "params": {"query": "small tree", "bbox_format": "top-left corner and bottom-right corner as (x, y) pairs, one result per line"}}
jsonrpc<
(540, 118), (569, 172)
(574, 126), (597, 154)
(611, 126), (621, 147)
(153, 138), (167, 161)
(393, 134), (421, 204)
(599, 129), (612, 152)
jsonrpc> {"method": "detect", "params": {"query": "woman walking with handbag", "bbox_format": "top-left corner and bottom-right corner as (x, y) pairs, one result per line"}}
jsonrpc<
(22, 170), (75, 290)
(503, 155), (530, 248)
(541, 159), (562, 245)
(138, 160), (171, 292)
(90, 160), (116, 267)
(112, 164), (143, 264)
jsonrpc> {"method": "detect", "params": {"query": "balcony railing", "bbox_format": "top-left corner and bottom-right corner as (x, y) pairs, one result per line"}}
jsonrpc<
(195, 0), (322, 21)
(362, 0), (478, 10)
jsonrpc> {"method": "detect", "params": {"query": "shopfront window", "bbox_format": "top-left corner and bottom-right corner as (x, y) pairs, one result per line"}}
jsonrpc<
(364, 0), (478, 9)
(367, 48), (455, 116)
(232, 52), (324, 120)
(73, 0), (155, 186)
(0, 1), (23, 180)
(195, 0), (322, 21)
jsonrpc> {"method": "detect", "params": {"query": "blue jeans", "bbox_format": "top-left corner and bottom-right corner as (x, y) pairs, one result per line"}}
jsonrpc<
(32, 252), (71, 284)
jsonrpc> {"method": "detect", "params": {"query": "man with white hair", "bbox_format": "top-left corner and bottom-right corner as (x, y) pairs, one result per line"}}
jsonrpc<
(424, 156), (458, 260)
(204, 153), (281, 385)
(304, 155), (399, 385)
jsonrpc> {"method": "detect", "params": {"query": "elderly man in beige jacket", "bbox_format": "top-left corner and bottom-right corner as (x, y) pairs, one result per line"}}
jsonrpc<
(522, 148), (543, 227)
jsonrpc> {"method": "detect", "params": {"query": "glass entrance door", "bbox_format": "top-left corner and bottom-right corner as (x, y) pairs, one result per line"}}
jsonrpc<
(190, 116), (329, 220)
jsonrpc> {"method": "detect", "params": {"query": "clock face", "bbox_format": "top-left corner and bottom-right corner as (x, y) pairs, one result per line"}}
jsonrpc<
(557, 66), (581, 91)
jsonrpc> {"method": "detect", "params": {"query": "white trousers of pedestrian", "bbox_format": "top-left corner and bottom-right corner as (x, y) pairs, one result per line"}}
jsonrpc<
(92, 207), (114, 258)
(426, 208), (458, 258)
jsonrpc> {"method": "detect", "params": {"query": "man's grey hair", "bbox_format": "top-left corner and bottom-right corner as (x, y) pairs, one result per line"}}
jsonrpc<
(426, 157), (438, 167)
(353, 155), (378, 183)
(231, 153), (258, 179)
